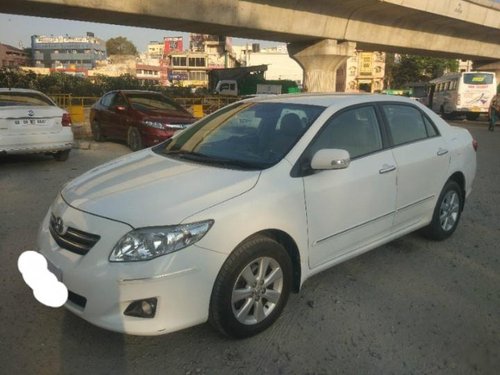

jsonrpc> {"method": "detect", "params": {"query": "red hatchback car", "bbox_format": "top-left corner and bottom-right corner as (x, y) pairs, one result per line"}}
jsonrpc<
(90, 90), (196, 151)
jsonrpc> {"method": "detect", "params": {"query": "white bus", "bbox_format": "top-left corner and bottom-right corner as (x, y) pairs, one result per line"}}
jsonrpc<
(429, 71), (497, 120)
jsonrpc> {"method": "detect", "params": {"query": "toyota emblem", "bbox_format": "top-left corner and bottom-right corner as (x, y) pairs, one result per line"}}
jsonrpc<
(54, 217), (67, 236)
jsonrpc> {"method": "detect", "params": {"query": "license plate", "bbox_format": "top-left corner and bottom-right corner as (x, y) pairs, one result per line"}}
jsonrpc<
(47, 259), (63, 282)
(13, 119), (48, 127)
(471, 107), (481, 112)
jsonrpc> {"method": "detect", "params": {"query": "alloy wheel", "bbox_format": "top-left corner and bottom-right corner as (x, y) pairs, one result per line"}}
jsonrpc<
(231, 256), (283, 325)
(439, 190), (460, 232)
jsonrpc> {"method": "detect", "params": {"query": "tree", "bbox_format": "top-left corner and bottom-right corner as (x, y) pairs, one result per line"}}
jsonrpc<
(106, 37), (138, 56)
(384, 53), (396, 89)
(390, 54), (459, 88)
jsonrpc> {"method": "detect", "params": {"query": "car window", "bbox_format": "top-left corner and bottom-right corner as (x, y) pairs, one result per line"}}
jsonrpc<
(0, 91), (54, 107)
(423, 115), (438, 137)
(308, 106), (383, 159)
(383, 104), (428, 146)
(100, 93), (115, 108)
(111, 93), (127, 108)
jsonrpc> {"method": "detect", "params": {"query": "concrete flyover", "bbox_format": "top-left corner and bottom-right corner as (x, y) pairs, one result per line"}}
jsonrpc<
(2, 0), (500, 91)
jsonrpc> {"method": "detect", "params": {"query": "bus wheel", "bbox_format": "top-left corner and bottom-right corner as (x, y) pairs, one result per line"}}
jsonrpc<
(440, 106), (449, 120)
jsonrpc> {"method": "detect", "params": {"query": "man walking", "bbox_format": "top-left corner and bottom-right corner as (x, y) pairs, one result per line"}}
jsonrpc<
(489, 93), (500, 131)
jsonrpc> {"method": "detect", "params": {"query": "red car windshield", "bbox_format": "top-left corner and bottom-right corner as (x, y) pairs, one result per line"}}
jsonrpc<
(125, 93), (187, 113)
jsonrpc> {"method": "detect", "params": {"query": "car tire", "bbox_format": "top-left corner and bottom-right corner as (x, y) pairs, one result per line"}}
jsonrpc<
(127, 127), (143, 151)
(53, 149), (70, 162)
(209, 235), (292, 339)
(422, 180), (463, 241)
(92, 120), (105, 142)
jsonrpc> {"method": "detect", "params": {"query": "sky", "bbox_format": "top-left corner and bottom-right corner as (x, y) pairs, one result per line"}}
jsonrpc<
(0, 13), (278, 53)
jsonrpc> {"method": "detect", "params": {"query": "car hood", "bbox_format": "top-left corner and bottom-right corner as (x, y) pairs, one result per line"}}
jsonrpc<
(61, 150), (260, 227)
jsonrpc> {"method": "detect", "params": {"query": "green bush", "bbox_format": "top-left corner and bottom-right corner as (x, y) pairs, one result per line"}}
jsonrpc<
(1, 68), (221, 99)
(0, 68), (170, 97)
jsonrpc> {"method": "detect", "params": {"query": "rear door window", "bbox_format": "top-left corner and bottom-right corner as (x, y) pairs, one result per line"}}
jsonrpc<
(382, 104), (429, 146)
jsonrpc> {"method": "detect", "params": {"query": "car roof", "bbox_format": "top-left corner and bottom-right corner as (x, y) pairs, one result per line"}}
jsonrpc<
(244, 93), (421, 108)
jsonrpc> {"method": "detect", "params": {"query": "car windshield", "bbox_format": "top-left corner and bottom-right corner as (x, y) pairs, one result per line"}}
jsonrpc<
(153, 101), (325, 170)
(125, 92), (187, 113)
(0, 92), (54, 107)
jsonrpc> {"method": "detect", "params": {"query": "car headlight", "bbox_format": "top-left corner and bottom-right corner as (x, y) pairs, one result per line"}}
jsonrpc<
(165, 124), (189, 130)
(143, 120), (165, 129)
(109, 220), (214, 262)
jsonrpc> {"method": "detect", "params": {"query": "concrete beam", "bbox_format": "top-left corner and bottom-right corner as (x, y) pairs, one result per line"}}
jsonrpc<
(476, 60), (500, 85)
(289, 40), (356, 93)
(1, 0), (500, 60)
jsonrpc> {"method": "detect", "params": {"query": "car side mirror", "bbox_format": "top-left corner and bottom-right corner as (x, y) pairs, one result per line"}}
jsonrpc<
(310, 149), (351, 170)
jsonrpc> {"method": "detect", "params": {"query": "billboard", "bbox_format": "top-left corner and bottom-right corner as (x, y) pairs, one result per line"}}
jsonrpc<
(163, 37), (183, 55)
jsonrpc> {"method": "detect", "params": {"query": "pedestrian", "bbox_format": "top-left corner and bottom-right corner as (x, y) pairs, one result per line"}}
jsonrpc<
(489, 93), (500, 131)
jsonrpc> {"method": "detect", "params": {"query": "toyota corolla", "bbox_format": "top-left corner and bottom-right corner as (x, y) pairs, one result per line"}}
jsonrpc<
(36, 94), (476, 338)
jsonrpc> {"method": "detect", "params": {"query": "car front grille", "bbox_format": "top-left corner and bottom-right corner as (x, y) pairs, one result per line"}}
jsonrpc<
(49, 214), (100, 255)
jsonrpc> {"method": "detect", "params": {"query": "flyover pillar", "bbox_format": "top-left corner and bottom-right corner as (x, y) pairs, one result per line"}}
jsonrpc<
(288, 39), (356, 93)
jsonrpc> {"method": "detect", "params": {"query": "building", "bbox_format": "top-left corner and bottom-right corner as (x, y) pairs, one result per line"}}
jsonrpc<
(31, 32), (106, 72)
(0, 43), (30, 68)
(136, 63), (161, 85)
(233, 44), (303, 84)
(146, 34), (237, 87)
(336, 51), (386, 93)
(167, 34), (238, 87)
(458, 59), (473, 72)
(146, 36), (185, 86)
(88, 54), (136, 78)
(147, 41), (165, 60)
(168, 52), (209, 87)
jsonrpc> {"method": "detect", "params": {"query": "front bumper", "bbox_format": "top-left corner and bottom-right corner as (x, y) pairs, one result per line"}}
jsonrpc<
(37, 195), (226, 336)
(141, 128), (175, 147)
(455, 106), (488, 114)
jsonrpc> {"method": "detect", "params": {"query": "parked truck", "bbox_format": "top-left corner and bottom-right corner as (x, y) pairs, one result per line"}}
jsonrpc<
(209, 65), (299, 97)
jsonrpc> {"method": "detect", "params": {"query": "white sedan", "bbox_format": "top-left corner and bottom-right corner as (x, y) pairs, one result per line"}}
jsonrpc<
(0, 88), (73, 160)
(35, 94), (476, 338)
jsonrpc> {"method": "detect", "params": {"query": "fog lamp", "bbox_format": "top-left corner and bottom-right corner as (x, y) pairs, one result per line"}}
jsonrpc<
(124, 298), (157, 318)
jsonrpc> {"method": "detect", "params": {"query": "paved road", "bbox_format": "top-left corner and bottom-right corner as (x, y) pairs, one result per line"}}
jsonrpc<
(0, 120), (498, 375)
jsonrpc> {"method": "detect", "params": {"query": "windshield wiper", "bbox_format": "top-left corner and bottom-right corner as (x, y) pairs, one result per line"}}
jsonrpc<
(166, 150), (263, 170)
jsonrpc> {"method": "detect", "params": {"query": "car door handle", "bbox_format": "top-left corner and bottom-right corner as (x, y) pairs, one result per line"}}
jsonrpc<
(437, 148), (449, 156)
(379, 164), (396, 174)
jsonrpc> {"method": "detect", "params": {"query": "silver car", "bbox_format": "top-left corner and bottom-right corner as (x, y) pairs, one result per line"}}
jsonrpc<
(0, 88), (73, 161)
